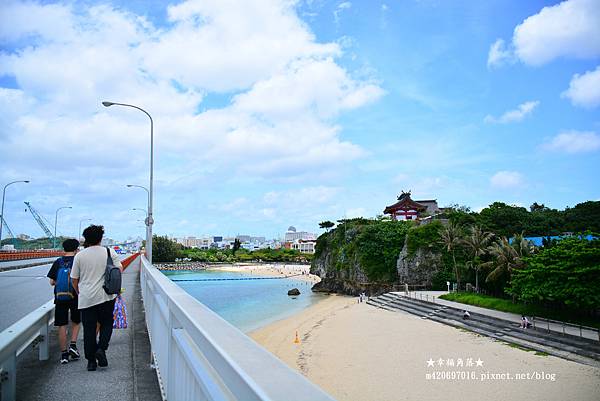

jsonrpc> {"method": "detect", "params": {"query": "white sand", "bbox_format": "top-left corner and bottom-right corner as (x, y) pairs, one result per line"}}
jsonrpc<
(250, 296), (600, 401)
(209, 263), (320, 283)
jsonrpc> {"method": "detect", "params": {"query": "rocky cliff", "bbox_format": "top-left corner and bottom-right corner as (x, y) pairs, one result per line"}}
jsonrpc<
(396, 240), (443, 287)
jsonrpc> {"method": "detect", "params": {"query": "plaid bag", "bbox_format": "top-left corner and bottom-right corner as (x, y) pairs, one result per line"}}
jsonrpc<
(113, 294), (128, 329)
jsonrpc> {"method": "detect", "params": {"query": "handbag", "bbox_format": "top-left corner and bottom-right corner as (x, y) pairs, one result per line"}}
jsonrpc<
(113, 294), (128, 329)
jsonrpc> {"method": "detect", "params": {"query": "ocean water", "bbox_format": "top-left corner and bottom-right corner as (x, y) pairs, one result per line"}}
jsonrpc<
(162, 269), (324, 332)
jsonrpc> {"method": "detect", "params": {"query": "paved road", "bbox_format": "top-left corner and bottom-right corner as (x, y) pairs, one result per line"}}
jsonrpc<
(0, 257), (56, 269)
(0, 263), (54, 331)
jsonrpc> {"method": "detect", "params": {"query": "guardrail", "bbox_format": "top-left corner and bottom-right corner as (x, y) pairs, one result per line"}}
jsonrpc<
(532, 316), (600, 341)
(140, 256), (335, 401)
(0, 300), (54, 401)
(0, 250), (64, 261)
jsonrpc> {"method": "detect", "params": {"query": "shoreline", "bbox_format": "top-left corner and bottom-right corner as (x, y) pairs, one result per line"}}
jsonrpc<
(250, 295), (600, 401)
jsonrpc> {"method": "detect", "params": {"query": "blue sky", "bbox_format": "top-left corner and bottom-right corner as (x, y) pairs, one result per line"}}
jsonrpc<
(0, 0), (599, 241)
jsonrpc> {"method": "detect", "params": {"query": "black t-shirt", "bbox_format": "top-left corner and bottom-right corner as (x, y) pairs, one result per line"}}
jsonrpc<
(47, 256), (77, 300)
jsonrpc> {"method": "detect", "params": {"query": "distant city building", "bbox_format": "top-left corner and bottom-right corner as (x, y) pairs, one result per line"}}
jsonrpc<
(384, 191), (440, 221)
(284, 227), (316, 242)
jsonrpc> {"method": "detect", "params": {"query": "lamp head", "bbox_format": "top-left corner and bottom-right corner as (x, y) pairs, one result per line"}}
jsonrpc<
(126, 184), (133, 187)
(102, 101), (114, 107)
(24, 180), (30, 183)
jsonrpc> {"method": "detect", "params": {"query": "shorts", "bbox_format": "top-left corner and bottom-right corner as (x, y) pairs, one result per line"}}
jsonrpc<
(54, 299), (81, 326)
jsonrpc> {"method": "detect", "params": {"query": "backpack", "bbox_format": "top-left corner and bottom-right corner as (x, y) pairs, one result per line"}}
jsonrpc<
(55, 257), (75, 302)
(103, 248), (122, 295)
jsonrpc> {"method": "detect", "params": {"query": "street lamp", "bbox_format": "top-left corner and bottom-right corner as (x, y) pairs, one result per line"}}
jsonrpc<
(54, 206), (72, 249)
(104, 101), (154, 263)
(0, 180), (30, 247)
(127, 185), (150, 258)
(78, 218), (92, 241)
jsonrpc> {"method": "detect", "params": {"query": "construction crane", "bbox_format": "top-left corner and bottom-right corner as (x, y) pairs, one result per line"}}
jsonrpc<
(24, 201), (54, 238)
(0, 215), (18, 247)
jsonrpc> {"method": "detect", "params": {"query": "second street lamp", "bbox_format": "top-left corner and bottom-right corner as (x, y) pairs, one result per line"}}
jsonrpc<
(54, 206), (72, 249)
(126, 184), (151, 258)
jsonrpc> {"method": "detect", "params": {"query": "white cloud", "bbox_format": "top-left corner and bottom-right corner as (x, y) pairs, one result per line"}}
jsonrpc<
(484, 101), (539, 124)
(334, 2), (351, 26)
(487, 39), (513, 68)
(490, 171), (524, 189)
(488, 0), (600, 67)
(562, 66), (600, 108)
(541, 130), (600, 153)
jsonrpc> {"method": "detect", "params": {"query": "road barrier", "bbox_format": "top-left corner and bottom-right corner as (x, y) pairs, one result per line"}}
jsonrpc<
(140, 256), (335, 401)
(0, 250), (64, 261)
(0, 300), (54, 401)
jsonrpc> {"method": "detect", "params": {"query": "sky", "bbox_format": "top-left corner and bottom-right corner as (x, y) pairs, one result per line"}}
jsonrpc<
(0, 0), (599, 241)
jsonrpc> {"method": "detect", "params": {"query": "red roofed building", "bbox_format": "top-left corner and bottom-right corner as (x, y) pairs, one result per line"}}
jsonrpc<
(383, 191), (440, 221)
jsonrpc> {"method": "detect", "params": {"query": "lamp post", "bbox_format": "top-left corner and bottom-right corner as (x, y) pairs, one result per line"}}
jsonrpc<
(78, 218), (92, 241)
(132, 207), (148, 248)
(54, 206), (72, 249)
(126, 184), (150, 258)
(103, 101), (154, 263)
(0, 180), (30, 248)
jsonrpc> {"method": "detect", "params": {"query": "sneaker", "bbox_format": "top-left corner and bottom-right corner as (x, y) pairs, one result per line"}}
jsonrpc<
(68, 344), (80, 360)
(60, 352), (69, 364)
(87, 360), (97, 371)
(95, 348), (108, 367)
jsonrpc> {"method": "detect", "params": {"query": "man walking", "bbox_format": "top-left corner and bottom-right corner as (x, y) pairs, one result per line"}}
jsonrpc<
(47, 238), (81, 364)
(71, 225), (122, 371)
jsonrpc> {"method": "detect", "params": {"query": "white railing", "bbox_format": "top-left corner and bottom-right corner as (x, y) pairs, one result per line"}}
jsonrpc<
(0, 300), (53, 401)
(140, 256), (335, 401)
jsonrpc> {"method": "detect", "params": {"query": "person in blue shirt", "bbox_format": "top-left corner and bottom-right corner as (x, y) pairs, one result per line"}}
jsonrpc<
(47, 238), (81, 364)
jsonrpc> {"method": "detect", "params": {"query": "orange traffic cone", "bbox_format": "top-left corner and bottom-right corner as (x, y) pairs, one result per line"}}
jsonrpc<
(294, 331), (300, 344)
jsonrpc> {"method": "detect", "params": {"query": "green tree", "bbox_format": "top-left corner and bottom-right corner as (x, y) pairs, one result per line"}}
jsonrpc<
(152, 235), (182, 262)
(482, 234), (531, 286)
(477, 202), (530, 237)
(440, 222), (464, 290)
(462, 225), (494, 292)
(232, 238), (241, 255)
(509, 236), (600, 311)
(319, 220), (335, 232)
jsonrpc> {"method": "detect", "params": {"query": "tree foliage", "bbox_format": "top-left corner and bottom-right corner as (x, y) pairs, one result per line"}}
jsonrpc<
(508, 236), (600, 311)
(319, 220), (335, 231)
(152, 235), (183, 262)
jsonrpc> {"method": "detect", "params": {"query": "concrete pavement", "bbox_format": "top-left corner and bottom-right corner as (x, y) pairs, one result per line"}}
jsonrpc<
(15, 257), (162, 401)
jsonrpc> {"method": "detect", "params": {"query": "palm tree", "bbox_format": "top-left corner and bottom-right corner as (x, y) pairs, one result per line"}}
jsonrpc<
(440, 222), (463, 290)
(482, 234), (531, 284)
(462, 225), (494, 292)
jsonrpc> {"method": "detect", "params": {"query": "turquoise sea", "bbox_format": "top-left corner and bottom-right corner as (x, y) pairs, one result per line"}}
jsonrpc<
(162, 269), (324, 332)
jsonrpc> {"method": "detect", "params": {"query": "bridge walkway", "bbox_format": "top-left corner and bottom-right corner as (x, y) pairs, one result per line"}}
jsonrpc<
(14, 256), (162, 401)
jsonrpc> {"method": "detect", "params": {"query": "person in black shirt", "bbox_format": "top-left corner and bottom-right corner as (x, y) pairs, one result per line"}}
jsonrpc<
(47, 238), (81, 364)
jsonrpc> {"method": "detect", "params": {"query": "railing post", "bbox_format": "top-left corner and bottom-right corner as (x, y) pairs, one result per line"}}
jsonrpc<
(580, 325), (582, 338)
(547, 319), (550, 333)
(38, 316), (49, 361)
(167, 302), (182, 401)
(0, 352), (17, 401)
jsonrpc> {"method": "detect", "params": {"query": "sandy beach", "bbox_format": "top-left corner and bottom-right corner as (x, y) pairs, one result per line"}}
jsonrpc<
(250, 296), (600, 401)
(209, 263), (321, 283)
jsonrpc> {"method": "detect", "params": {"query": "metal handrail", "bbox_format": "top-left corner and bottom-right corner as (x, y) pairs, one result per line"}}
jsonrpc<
(0, 300), (54, 401)
(140, 256), (335, 401)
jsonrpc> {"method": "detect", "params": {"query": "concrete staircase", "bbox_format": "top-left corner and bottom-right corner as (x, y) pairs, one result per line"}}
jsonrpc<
(367, 292), (600, 367)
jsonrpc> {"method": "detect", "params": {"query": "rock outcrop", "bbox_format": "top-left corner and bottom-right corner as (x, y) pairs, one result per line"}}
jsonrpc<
(287, 288), (301, 296)
(396, 241), (443, 287)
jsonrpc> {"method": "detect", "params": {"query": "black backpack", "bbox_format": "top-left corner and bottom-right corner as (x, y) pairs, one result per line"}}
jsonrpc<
(103, 248), (122, 295)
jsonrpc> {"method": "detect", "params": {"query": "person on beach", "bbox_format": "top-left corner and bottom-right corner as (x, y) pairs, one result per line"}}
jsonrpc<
(521, 315), (530, 329)
(462, 310), (470, 320)
(71, 225), (123, 371)
(47, 238), (81, 364)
